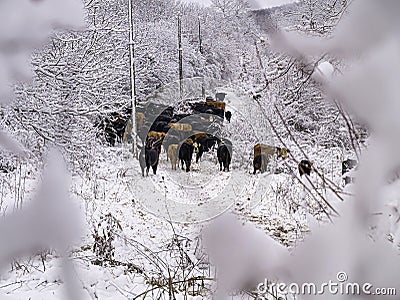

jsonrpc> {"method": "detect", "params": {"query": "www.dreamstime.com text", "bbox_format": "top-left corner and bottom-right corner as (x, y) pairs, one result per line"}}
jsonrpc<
(257, 272), (396, 298)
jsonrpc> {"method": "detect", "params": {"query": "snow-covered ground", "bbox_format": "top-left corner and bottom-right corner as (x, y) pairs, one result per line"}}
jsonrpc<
(0, 136), (345, 299)
(0, 87), (351, 299)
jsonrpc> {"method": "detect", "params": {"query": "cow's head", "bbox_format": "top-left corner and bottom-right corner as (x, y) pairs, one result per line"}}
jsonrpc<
(193, 142), (200, 153)
(277, 147), (290, 159)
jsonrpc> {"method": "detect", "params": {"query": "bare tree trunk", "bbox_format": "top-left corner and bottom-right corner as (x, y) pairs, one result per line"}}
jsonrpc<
(128, 0), (138, 158)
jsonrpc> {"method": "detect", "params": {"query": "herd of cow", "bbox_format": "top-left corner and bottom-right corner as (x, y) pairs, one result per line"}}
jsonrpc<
(95, 94), (358, 186)
(135, 94), (234, 176)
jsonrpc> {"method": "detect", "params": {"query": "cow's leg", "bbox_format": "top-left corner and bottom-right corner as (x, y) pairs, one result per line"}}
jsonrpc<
(196, 149), (203, 163)
(181, 159), (185, 170)
(152, 163), (158, 175)
(145, 156), (150, 176)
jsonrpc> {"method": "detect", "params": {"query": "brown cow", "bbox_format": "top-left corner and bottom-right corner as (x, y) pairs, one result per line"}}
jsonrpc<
(253, 143), (289, 174)
(200, 100), (226, 111)
(208, 100), (226, 111)
(147, 131), (166, 140)
(123, 117), (133, 143)
(168, 144), (179, 170)
(168, 123), (193, 132)
(136, 112), (145, 129)
(192, 131), (208, 141)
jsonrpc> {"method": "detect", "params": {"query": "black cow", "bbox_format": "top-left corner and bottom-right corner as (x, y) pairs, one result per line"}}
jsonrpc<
(161, 106), (174, 117)
(154, 114), (172, 123)
(145, 137), (162, 176)
(209, 107), (225, 119)
(96, 112), (128, 146)
(217, 143), (231, 172)
(151, 120), (168, 132)
(170, 113), (192, 123)
(342, 159), (357, 185)
(253, 154), (269, 174)
(298, 160), (312, 176)
(112, 113), (127, 140)
(225, 111), (232, 123)
(179, 141), (194, 172)
(191, 103), (224, 119)
(193, 135), (219, 163)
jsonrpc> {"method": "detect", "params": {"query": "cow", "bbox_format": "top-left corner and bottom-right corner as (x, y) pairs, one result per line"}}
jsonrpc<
(253, 154), (268, 174)
(112, 113), (127, 142)
(154, 113), (172, 124)
(298, 160), (313, 176)
(161, 106), (174, 117)
(136, 112), (145, 129)
(163, 134), (180, 160)
(193, 135), (219, 163)
(217, 142), (231, 172)
(168, 123), (193, 132)
(253, 143), (289, 174)
(191, 102), (225, 119)
(150, 120), (169, 132)
(342, 159), (357, 185)
(179, 140), (194, 172)
(145, 137), (162, 176)
(96, 112), (129, 146)
(208, 107), (224, 119)
(192, 131), (208, 140)
(201, 100), (226, 111)
(225, 111), (232, 123)
(123, 117), (133, 144)
(147, 131), (166, 141)
(170, 113), (192, 123)
(168, 144), (179, 170)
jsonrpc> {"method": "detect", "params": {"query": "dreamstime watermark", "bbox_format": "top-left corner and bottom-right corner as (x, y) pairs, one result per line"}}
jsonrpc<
(257, 272), (396, 298)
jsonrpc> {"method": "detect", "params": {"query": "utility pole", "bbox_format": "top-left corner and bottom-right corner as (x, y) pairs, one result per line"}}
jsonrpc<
(128, 0), (138, 158)
(198, 17), (203, 55)
(199, 17), (205, 98)
(178, 15), (183, 99)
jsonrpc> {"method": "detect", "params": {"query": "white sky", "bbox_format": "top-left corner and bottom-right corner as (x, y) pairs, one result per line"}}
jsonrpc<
(182, 0), (297, 9)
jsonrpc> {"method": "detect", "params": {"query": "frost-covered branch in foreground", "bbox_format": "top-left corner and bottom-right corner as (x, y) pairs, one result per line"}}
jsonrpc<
(0, 149), (81, 267)
(204, 1), (400, 299)
(0, 1), (85, 299)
